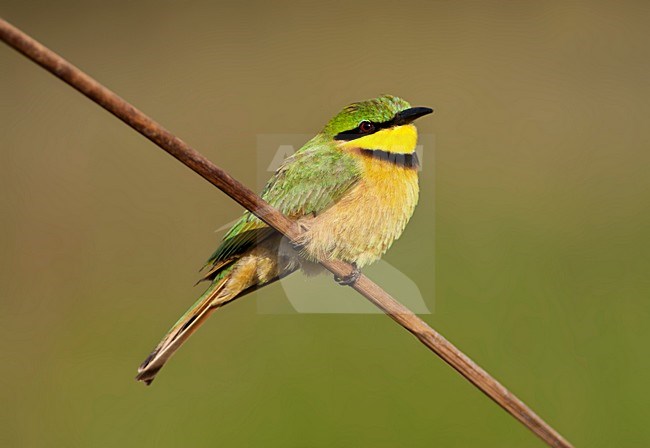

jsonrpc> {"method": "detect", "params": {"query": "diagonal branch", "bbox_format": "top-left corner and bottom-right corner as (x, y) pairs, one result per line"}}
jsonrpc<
(0, 18), (572, 448)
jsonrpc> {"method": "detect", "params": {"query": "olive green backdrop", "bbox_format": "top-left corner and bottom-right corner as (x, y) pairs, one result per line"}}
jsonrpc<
(1, 1), (649, 447)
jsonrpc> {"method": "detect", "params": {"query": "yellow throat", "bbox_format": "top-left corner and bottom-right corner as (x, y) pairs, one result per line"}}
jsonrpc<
(340, 124), (418, 154)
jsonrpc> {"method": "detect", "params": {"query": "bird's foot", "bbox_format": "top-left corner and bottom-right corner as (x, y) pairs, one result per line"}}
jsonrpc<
(289, 221), (311, 252)
(335, 264), (360, 286)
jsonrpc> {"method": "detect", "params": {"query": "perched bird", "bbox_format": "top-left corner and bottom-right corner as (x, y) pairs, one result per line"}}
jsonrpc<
(136, 95), (432, 384)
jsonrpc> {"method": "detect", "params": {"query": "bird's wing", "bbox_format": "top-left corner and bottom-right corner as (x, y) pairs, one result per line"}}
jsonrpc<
(203, 141), (360, 276)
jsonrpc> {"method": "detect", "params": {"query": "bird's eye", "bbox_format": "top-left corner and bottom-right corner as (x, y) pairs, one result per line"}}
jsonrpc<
(359, 121), (375, 133)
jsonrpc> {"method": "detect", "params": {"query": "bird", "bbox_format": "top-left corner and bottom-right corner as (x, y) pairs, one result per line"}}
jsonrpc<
(136, 94), (433, 384)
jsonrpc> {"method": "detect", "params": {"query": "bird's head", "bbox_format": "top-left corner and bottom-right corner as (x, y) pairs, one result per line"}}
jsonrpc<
(323, 94), (433, 154)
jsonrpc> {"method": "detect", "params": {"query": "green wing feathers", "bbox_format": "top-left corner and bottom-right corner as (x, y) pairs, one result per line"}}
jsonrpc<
(261, 140), (361, 216)
(203, 138), (360, 278)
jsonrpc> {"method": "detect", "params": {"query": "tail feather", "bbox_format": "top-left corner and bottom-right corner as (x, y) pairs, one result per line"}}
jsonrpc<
(135, 277), (229, 385)
(136, 239), (298, 385)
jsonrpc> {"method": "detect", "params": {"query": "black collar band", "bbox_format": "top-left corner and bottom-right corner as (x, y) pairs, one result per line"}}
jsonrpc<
(359, 149), (419, 169)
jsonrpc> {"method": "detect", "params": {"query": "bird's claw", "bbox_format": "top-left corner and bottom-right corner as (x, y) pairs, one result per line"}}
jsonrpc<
(335, 264), (360, 286)
(289, 221), (311, 252)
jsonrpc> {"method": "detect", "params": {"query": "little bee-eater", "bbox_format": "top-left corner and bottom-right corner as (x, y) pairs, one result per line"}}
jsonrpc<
(136, 95), (432, 384)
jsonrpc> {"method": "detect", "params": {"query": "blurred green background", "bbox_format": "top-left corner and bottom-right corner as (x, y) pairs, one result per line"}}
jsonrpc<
(1, 1), (649, 446)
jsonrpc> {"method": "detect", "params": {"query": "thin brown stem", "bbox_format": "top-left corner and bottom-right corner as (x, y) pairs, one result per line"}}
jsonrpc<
(0, 17), (572, 448)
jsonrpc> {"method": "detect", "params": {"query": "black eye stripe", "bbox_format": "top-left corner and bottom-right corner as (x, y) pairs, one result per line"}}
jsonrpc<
(333, 119), (393, 141)
(333, 107), (432, 142)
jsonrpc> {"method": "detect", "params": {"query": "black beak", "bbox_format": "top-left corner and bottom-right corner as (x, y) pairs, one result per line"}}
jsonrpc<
(395, 107), (434, 125)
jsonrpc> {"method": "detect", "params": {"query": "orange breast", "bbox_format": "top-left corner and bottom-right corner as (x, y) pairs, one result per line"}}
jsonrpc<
(301, 152), (419, 267)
